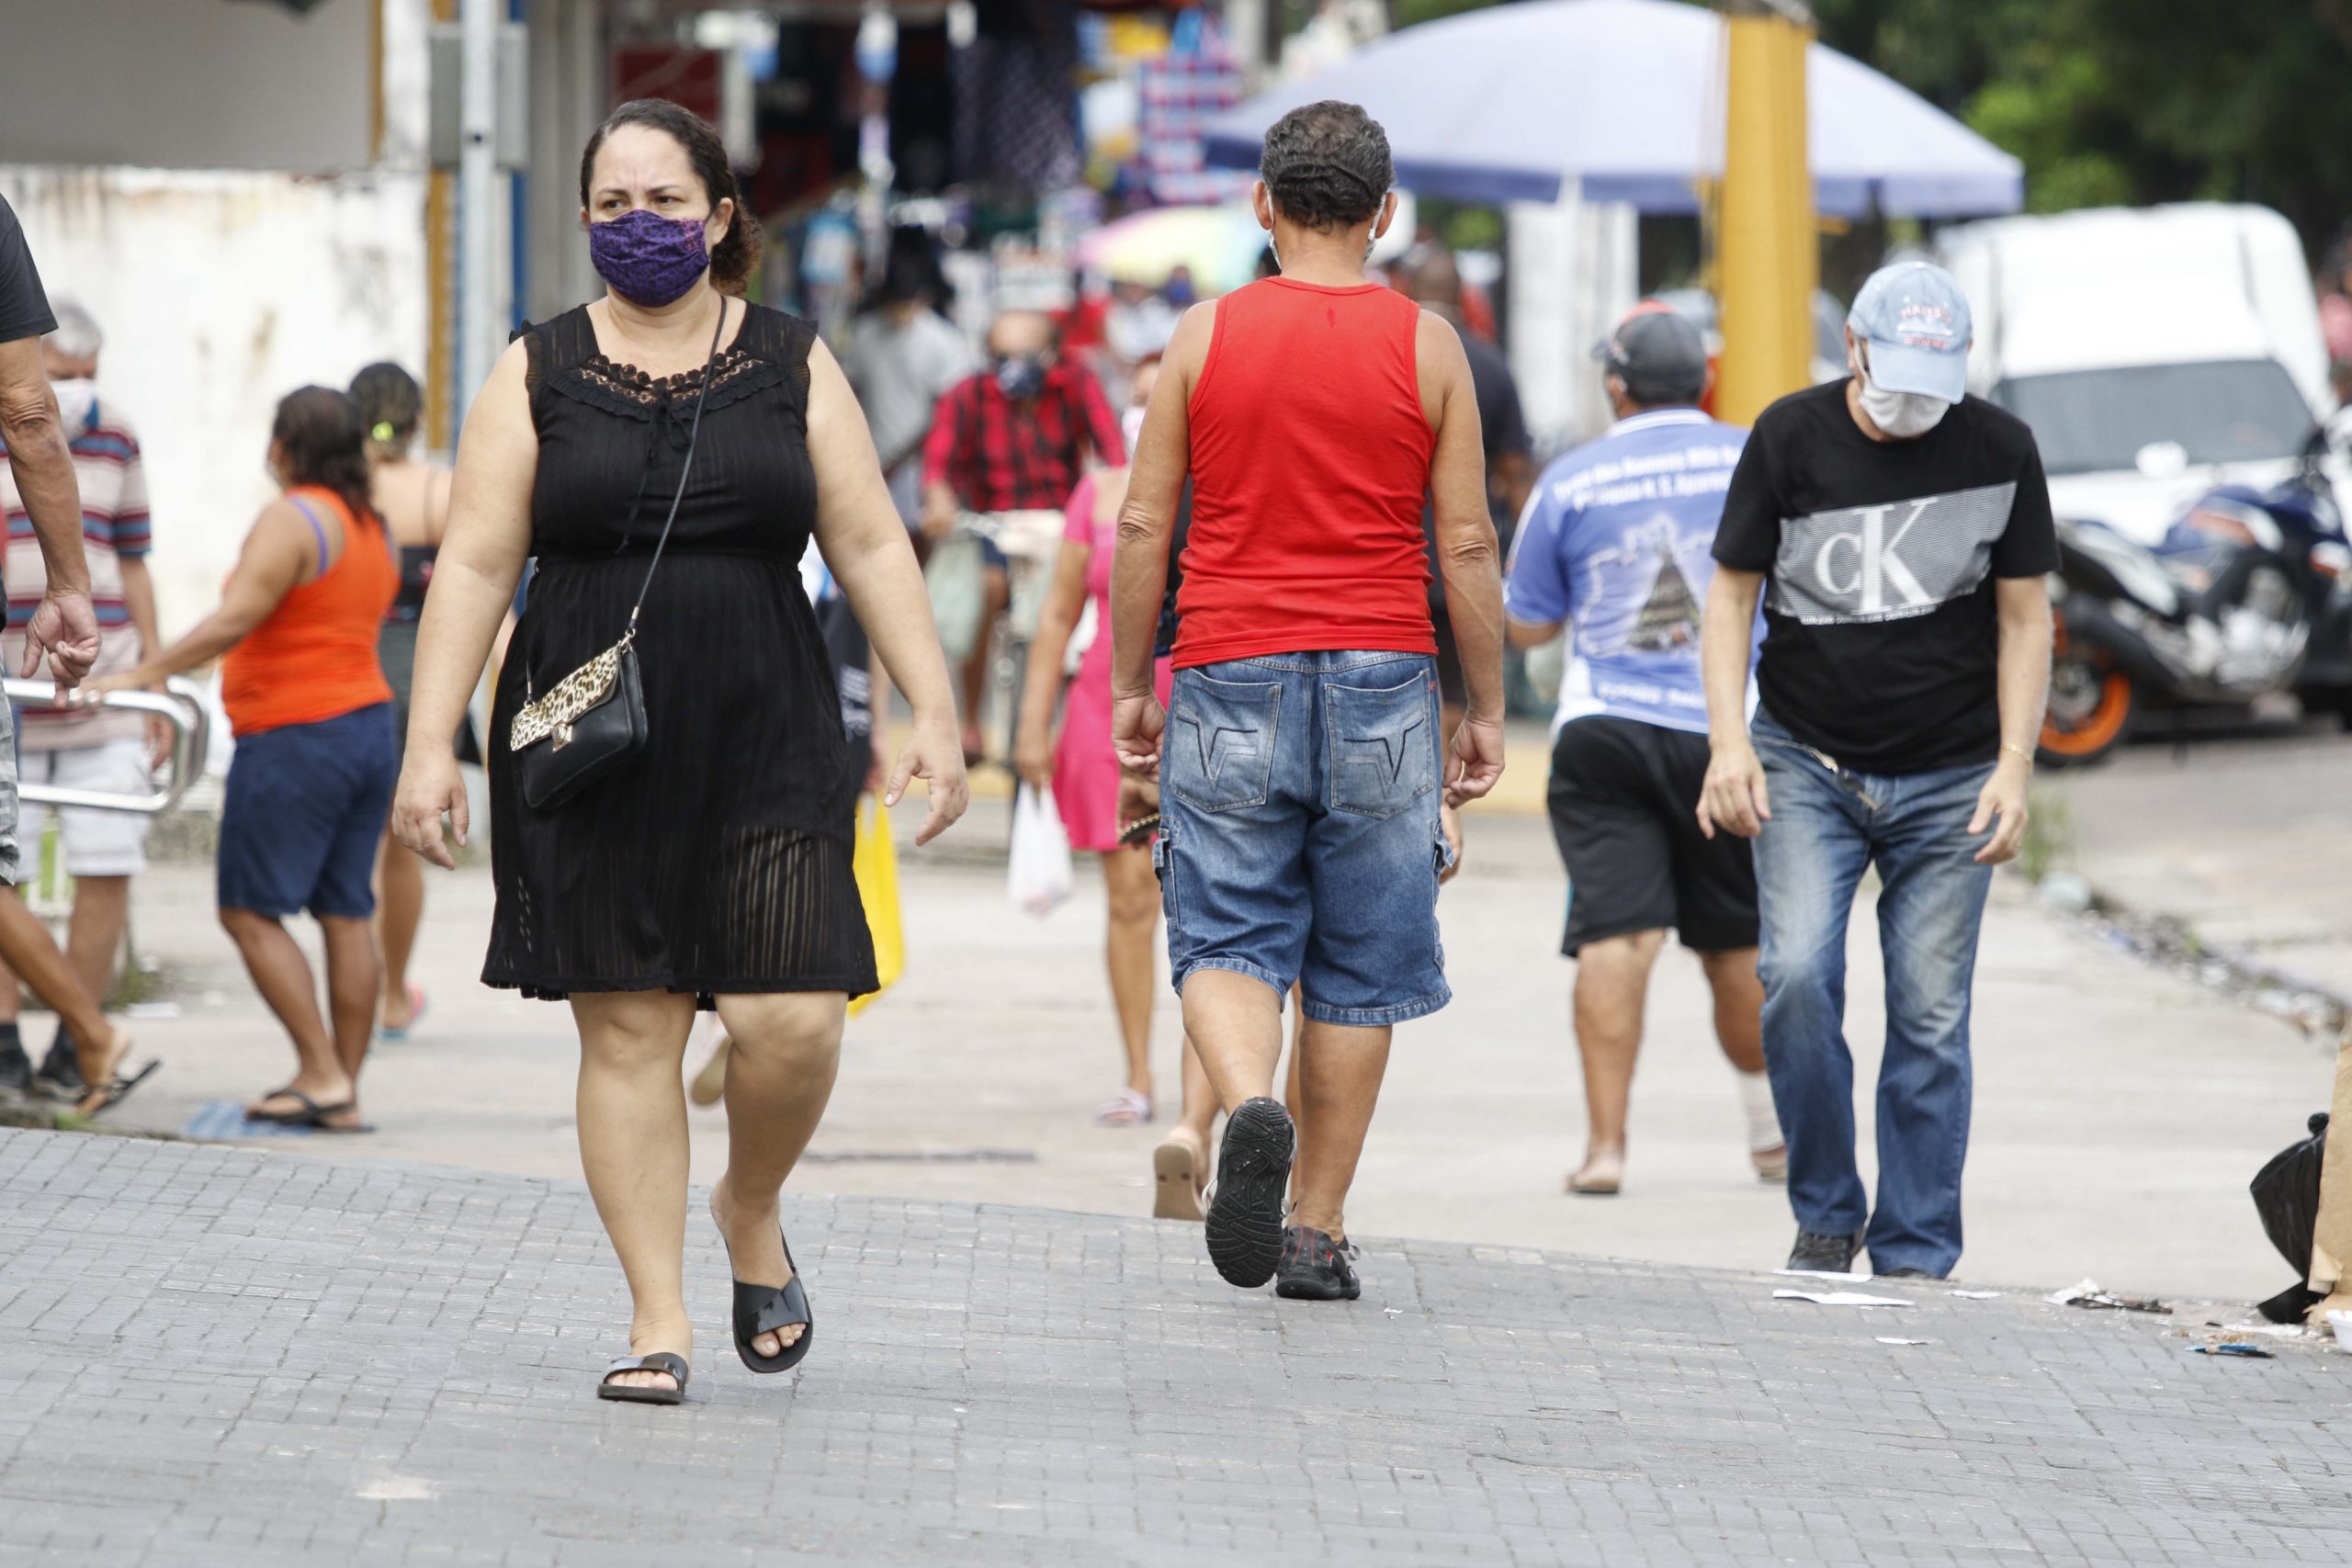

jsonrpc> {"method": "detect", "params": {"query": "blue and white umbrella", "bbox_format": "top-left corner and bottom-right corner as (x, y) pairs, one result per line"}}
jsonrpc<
(1201, 0), (2023, 217)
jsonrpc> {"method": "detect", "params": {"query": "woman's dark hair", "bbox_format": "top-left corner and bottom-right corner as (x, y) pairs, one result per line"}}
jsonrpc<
(348, 361), (423, 450)
(579, 98), (763, 295)
(1260, 100), (1393, 233)
(272, 387), (377, 528)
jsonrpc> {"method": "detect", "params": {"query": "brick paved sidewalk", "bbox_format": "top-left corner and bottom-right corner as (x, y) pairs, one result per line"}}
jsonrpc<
(3, 1128), (2347, 1567)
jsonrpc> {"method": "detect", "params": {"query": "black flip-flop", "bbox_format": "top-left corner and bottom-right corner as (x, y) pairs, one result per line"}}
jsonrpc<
(73, 1058), (160, 1119)
(596, 1351), (689, 1405)
(245, 1089), (371, 1133)
(719, 1221), (815, 1374)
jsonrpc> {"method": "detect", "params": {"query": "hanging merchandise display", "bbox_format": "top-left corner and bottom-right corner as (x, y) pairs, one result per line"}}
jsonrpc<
(1136, 9), (1252, 207)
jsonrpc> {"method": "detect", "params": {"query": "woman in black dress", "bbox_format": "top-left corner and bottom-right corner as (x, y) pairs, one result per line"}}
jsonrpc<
(390, 100), (967, 1404)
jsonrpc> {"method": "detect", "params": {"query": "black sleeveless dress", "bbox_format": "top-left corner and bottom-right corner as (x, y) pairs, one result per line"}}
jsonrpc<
(483, 302), (877, 1005)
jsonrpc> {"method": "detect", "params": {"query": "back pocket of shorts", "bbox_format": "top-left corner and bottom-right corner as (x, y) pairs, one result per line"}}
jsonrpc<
(1167, 672), (1280, 813)
(1327, 670), (1435, 820)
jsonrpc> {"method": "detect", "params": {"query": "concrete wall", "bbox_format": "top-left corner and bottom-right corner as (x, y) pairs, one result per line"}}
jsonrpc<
(0, 0), (378, 173)
(0, 0), (435, 640)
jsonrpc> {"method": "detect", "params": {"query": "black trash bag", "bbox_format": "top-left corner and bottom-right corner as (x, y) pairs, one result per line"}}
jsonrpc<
(2250, 1111), (2328, 1324)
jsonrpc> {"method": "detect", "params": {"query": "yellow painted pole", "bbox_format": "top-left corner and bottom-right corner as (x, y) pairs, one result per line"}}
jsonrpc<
(425, 0), (458, 455)
(1713, 0), (1816, 427)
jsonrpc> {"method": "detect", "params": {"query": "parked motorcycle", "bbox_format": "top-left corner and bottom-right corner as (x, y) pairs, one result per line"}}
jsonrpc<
(2039, 429), (2352, 766)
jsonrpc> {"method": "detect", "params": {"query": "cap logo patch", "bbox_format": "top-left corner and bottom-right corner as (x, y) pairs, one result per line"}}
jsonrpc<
(1894, 301), (1956, 349)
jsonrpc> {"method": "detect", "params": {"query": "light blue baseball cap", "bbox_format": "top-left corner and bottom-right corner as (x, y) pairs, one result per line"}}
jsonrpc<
(1847, 261), (1972, 402)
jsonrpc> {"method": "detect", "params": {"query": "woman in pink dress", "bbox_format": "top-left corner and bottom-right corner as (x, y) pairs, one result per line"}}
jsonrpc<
(1014, 362), (1216, 1203)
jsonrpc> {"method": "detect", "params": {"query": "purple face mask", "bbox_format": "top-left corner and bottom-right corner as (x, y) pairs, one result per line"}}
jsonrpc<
(588, 208), (711, 308)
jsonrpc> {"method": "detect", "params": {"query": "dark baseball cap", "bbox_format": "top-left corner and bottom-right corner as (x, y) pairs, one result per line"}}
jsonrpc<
(1593, 302), (1708, 403)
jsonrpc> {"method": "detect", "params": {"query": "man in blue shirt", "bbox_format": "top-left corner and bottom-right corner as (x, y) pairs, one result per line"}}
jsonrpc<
(1503, 305), (1782, 1197)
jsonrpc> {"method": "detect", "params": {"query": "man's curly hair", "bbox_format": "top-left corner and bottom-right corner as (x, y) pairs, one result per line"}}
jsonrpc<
(1261, 101), (1393, 233)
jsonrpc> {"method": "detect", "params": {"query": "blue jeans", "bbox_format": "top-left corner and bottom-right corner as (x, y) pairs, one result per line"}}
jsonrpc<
(1158, 650), (1452, 1026)
(1751, 708), (1995, 1276)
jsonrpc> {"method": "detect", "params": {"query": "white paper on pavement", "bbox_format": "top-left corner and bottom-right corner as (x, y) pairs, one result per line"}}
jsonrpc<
(1773, 1289), (1917, 1308)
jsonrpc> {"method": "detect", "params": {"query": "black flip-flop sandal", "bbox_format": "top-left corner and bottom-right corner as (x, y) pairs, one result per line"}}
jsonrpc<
(74, 1058), (160, 1119)
(719, 1223), (815, 1374)
(244, 1089), (358, 1128)
(596, 1351), (689, 1405)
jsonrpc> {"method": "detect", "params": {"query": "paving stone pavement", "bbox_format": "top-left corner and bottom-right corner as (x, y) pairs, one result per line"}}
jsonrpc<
(4, 1127), (2349, 1568)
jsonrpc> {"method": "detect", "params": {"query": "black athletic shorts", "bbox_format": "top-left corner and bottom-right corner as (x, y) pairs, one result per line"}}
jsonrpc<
(1546, 715), (1759, 957)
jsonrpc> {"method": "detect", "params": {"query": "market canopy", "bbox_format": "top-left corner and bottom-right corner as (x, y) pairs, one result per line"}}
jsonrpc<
(1199, 0), (2024, 217)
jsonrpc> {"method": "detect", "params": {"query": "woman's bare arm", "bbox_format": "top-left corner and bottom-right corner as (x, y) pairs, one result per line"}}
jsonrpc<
(95, 500), (312, 689)
(390, 340), (538, 866)
(805, 336), (969, 845)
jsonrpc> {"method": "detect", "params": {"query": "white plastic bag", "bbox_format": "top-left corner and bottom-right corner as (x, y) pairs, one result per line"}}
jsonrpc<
(1008, 784), (1074, 917)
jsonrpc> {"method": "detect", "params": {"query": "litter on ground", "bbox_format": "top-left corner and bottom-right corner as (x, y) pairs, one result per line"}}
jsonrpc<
(1773, 1289), (1916, 1308)
(2045, 1278), (2170, 1314)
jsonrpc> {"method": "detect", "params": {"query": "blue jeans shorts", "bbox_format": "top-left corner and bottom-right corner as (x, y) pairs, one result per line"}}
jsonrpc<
(1156, 650), (1453, 1027)
(218, 703), (398, 920)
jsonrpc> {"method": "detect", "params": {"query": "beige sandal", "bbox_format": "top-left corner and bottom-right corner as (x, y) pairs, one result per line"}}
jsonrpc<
(1566, 1150), (1624, 1197)
(1152, 1133), (1206, 1222)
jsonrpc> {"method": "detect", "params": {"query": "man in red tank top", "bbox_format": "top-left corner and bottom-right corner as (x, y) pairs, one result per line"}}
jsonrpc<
(1111, 101), (1507, 1303)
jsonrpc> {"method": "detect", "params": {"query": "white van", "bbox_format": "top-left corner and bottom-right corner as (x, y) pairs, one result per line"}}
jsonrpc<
(1936, 203), (2335, 544)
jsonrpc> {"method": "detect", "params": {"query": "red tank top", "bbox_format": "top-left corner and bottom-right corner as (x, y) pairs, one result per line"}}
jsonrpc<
(1174, 277), (1437, 668)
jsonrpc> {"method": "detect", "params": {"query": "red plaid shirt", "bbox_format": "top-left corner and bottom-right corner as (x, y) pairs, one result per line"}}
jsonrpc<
(922, 362), (1125, 513)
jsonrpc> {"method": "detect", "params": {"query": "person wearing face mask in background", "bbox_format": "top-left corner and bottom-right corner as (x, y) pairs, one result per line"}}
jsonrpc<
(921, 310), (1126, 763)
(386, 99), (968, 1404)
(1012, 357), (1216, 1172)
(1694, 261), (2056, 1283)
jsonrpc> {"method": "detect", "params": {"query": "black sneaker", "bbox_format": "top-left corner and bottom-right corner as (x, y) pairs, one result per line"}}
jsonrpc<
(1877, 1266), (1935, 1280)
(1204, 1097), (1295, 1288)
(1785, 1226), (1866, 1276)
(0, 1041), (30, 1099)
(35, 1026), (85, 1100)
(1274, 1225), (1360, 1301)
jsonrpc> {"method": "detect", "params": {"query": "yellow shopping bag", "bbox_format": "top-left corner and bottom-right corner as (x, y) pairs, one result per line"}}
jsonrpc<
(847, 794), (903, 1016)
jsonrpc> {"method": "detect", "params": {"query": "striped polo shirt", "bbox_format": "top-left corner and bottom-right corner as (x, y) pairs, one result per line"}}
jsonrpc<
(0, 378), (153, 750)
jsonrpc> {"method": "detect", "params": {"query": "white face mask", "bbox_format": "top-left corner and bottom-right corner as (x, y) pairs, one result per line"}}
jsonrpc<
(1850, 344), (1951, 438)
(1121, 405), (1148, 456)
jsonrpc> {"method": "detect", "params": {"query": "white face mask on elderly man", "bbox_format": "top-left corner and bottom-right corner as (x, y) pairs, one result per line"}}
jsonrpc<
(1849, 344), (1952, 439)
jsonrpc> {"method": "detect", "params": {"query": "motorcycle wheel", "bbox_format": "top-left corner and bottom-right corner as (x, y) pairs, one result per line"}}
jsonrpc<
(2040, 637), (2134, 768)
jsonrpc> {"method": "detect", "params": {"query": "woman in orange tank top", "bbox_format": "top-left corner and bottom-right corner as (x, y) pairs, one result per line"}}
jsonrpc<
(91, 387), (400, 1134)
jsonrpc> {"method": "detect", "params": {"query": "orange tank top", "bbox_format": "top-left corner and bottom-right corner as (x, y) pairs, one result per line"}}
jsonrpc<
(221, 486), (398, 737)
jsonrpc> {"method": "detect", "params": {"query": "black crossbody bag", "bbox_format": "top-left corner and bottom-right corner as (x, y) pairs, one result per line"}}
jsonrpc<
(508, 301), (727, 810)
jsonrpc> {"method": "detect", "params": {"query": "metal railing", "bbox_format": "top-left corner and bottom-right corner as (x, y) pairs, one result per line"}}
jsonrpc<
(2, 676), (210, 815)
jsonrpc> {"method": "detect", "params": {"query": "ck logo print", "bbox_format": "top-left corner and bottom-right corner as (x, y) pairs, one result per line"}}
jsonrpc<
(1769, 482), (2016, 626)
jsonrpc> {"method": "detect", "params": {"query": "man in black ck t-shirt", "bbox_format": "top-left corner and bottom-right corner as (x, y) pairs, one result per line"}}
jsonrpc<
(1694, 262), (2055, 1282)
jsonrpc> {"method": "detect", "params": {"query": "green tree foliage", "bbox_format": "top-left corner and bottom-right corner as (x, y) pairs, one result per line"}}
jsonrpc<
(1813, 0), (2352, 255)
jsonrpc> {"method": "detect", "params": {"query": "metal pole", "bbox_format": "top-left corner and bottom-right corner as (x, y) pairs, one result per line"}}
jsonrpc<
(458, 0), (500, 421)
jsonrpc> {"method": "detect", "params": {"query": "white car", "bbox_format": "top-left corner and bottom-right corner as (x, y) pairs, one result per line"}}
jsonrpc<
(1937, 203), (2339, 547)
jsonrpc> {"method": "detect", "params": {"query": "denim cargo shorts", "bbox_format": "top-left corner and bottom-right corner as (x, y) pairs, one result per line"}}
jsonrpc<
(1155, 649), (1453, 1027)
